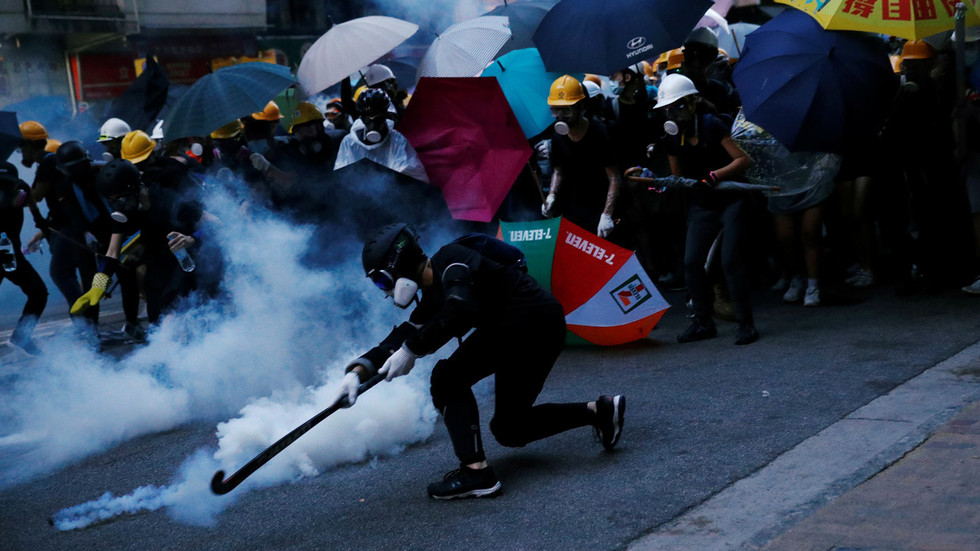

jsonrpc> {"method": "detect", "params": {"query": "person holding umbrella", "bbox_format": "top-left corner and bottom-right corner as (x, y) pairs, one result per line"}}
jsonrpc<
(541, 75), (621, 239)
(339, 223), (626, 499)
(656, 73), (757, 345)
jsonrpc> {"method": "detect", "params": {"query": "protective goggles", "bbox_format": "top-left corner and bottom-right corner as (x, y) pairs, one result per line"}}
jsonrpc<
(368, 269), (397, 293)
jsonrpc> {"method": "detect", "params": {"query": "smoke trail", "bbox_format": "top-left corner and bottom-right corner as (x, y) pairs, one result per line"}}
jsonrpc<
(51, 369), (438, 530)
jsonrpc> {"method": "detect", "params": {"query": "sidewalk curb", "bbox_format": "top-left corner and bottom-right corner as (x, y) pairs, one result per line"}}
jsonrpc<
(627, 340), (980, 551)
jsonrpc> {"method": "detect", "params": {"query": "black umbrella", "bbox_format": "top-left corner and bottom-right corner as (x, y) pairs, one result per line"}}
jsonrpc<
(107, 56), (170, 133)
(0, 111), (20, 161)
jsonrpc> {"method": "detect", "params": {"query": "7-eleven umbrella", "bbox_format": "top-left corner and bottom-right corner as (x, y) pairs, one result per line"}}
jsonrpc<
(499, 217), (669, 346)
(776, 0), (980, 40)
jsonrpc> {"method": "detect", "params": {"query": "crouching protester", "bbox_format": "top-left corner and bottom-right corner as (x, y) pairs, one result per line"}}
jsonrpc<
(71, 159), (222, 326)
(338, 223), (625, 500)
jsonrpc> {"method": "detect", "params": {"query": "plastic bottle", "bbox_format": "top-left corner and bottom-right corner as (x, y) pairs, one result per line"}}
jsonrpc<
(168, 235), (196, 272)
(0, 232), (16, 272)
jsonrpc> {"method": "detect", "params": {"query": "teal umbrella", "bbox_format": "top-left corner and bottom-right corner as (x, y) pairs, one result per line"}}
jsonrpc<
(161, 62), (296, 141)
(480, 47), (583, 138)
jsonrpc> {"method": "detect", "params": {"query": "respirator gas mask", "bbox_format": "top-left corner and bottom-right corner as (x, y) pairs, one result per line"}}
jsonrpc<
(550, 104), (582, 136)
(360, 114), (391, 144)
(107, 186), (148, 224)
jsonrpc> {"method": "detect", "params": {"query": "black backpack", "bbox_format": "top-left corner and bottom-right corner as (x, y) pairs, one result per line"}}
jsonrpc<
(450, 232), (527, 273)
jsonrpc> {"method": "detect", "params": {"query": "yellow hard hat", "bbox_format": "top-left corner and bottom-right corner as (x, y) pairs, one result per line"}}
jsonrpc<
(641, 60), (654, 78)
(289, 101), (324, 133)
(121, 130), (156, 163)
(666, 48), (685, 71)
(44, 139), (62, 154)
(210, 119), (244, 140)
(901, 39), (935, 60)
(19, 120), (49, 141)
(656, 51), (670, 67)
(251, 101), (283, 121)
(547, 75), (586, 107)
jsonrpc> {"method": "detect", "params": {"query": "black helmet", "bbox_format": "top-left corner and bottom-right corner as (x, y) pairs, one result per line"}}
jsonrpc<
(97, 158), (142, 198)
(55, 140), (91, 171)
(356, 88), (391, 118)
(362, 223), (424, 292)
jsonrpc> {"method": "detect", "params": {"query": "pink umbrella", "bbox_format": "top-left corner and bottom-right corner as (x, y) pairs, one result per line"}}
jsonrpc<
(397, 77), (533, 223)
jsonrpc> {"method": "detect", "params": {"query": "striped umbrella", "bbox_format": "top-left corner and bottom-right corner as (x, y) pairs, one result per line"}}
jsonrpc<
(416, 16), (513, 79)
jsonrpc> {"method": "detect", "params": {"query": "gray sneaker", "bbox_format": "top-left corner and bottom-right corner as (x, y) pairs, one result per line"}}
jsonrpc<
(783, 277), (805, 303)
(804, 287), (821, 307)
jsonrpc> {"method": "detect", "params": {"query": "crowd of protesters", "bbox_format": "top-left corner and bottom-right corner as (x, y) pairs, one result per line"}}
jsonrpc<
(3, 21), (980, 356)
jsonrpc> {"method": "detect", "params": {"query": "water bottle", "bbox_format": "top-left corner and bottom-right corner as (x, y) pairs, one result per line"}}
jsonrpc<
(0, 232), (16, 272)
(168, 235), (196, 272)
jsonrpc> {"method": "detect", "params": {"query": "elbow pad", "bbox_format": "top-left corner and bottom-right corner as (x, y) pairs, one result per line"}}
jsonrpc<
(442, 263), (474, 304)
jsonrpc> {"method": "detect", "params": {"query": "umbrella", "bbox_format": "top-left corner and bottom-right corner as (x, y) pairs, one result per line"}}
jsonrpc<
(161, 62), (296, 141)
(108, 56), (170, 133)
(484, 0), (556, 58)
(0, 111), (20, 161)
(731, 9), (897, 153)
(777, 0), (980, 41)
(481, 48), (584, 138)
(499, 217), (669, 346)
(416, 16), (513, 79)
(532, 0), (714, 75)
(398, 77), (533, 223)
(297, 15), (419, 95)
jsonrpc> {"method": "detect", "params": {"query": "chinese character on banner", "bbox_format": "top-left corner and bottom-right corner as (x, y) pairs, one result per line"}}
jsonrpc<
(912, 0), (937, 19)
(882, 0), (912, 20)
(844, 0), (879, 18)
(939, 0), (958, 16)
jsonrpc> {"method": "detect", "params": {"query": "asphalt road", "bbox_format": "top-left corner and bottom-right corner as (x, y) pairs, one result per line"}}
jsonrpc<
(2, 283), (980, 551)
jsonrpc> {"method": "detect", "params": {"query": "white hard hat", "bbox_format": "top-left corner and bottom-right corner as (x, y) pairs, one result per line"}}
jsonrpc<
(656, 73), (699, 108)
(364, 64), (396, 86)
(583, 80), (602, 98)
(98, 117), (132, 142)
(150, 119), (164, 140)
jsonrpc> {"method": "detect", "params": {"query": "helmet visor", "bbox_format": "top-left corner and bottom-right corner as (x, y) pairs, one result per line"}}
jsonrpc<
(368, 269), (396, 293)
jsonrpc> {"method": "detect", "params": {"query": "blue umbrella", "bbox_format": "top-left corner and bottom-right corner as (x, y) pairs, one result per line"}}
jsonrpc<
(481, 48), (583, 138)
(0, 111), (20, 161)
(731, 9), (897, 153)
(532, 0), (713, 76)
(161, 62), (296, 141)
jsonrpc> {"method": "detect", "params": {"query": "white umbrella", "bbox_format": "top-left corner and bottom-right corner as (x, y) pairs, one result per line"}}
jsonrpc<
(297, 15), (419, 95)
(416, 16), (512, 79)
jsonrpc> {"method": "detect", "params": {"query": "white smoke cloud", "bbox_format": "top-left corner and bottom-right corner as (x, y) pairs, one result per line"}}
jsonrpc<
(2, 172), (456, 527)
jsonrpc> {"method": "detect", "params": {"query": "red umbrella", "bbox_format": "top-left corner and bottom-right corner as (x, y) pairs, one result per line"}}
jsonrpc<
(397, 77), (533, 223)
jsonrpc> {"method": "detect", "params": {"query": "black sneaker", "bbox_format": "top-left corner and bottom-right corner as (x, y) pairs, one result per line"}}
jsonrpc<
(427, 466), (502, 500)
(734, 323), (759, 345)
(594, 395), (625, 451)
(676, 318), (717, 343)
(123, 323), (147, 343)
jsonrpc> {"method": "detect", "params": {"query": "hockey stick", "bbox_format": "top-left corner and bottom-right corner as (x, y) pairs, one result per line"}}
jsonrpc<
(210, 372), (386, 495)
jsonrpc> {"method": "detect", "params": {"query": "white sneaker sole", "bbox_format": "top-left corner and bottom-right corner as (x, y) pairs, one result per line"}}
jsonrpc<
(430, 481), (502, 500)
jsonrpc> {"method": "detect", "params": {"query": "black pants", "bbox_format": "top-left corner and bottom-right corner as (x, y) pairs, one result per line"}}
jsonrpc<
(0, 252), (48, 345)
(48, 230), (99, 326)
(684, 196), (753, 324)
(429, 302), (593, 465)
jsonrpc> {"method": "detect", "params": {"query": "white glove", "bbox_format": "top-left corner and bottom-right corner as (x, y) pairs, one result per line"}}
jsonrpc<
(597, 213), (615, 238)
(338, 372), (361, 407)
(250, 152), (271, 173)
(541, 194), (556, 217)
(379, 345), (417, 381)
